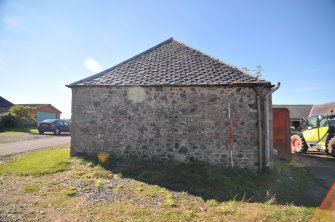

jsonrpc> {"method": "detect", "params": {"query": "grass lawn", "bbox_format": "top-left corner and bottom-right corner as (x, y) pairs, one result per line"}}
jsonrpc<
(0, 127), (58, 135)
(0, 148), (329, 221)
(0, 148), (69, 176)
(0, 127), (39, 134)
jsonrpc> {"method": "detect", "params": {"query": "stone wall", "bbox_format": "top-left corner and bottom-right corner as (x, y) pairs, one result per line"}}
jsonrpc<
(71, 85), (267, 169)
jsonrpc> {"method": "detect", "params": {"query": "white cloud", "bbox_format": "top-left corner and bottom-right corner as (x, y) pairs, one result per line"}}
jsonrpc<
(83, 57), (102, 73)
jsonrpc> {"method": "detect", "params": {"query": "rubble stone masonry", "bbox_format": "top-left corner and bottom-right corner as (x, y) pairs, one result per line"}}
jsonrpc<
(71, 86), (267, 169)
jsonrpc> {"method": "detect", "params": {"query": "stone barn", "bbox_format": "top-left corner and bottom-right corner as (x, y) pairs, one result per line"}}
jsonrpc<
(68, 38), (279, 170)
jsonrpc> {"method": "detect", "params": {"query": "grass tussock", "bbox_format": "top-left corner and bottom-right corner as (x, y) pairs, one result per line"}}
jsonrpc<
(0, 148), (70, 176)
(61, 187), (77, 197)
(24, 184), (41, 193)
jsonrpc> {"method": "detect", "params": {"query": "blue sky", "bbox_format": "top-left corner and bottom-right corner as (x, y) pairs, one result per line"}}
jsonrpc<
(1, 0), (334, 118)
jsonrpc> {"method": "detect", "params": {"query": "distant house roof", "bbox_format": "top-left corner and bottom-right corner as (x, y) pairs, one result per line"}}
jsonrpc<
(273, 105), (313, 120)
(0, 96), (14, 108)
(19, 104), (46, 107)
(309, 101), (335, 116)
(69, 38), (271, 87)
(19, 104), (62, 113)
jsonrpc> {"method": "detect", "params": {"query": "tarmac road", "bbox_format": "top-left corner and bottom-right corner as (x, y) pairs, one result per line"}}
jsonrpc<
(0, 136), (70, 156)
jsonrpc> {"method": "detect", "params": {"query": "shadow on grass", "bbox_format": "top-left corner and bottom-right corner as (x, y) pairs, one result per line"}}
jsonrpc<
(81, 155), (317, 207)
(29, 133), (71, 137)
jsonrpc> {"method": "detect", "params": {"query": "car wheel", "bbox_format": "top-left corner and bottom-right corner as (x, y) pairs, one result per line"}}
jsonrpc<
(38, 130), (44, 134)
(54, 128), (61, 135)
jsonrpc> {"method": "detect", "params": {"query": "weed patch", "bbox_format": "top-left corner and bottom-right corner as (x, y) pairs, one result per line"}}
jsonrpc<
(61, 187), (77, 197)
(207, 199), (219, 207)
(24, 184), (40, 193)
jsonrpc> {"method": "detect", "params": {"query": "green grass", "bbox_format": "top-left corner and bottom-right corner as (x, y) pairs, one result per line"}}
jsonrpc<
(24, 184), (41, 193)
(101, 158), (313, 206)
(268, 159), (313, 205)
(95, 180), (104, 189)
(0, 148), (70, 176)
(207, 199), (219, 207)
(0, 127), (56, 135)
(0, 149), (317, 221)
(0, 127), (38, 134)
(61, 187), (77, 197)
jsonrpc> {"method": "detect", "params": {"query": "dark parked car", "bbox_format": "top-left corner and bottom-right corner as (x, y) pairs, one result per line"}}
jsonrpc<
(37, 119), (70, 135)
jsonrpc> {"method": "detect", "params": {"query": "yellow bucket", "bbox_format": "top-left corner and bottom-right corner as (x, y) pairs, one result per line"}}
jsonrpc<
(98, 153), (110, 163)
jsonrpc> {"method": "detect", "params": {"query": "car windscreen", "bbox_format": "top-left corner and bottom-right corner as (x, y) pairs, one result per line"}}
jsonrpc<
(41, 119), (57, 123)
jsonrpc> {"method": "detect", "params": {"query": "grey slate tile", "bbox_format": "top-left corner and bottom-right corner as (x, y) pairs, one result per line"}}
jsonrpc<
(69, 38), (271, 87)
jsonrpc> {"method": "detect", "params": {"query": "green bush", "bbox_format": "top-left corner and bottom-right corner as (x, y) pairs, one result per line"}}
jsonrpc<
(0, 105), (36, 130)
(0, 112), (17, 130)
(9, 105), (35, 127)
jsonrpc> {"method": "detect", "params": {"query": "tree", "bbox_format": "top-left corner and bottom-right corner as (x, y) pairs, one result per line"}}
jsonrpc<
(8, 105), (35, 127)
(241, 64), (264, 80)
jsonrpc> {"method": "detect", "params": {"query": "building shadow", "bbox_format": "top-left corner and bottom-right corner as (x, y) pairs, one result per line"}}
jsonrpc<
(302, 149), (335, 161)
(83, 155), (319, 207)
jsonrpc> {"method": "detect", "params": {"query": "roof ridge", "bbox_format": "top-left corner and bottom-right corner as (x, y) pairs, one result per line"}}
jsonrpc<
(68, 37), (174, 86)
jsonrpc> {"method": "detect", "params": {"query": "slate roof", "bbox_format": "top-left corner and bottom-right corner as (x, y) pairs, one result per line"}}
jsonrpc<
(273, 105), (313, 120)
(0, 96), (14, 108)
(69, 38), (271, 87)
(309, 101), (335, 116)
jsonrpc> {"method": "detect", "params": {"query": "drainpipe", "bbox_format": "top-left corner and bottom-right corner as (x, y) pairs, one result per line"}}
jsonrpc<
(264, 82), (280, 167)
(256, 93), (263, 173)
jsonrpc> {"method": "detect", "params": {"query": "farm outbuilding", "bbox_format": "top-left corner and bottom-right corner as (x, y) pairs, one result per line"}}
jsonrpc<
(68, 38), (279, 170)
(19, 104), (62, 123)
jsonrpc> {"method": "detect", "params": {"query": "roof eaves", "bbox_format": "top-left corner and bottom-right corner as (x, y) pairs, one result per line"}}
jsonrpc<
(46, 104), (62, 113)
(67, 82), (271, 88)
